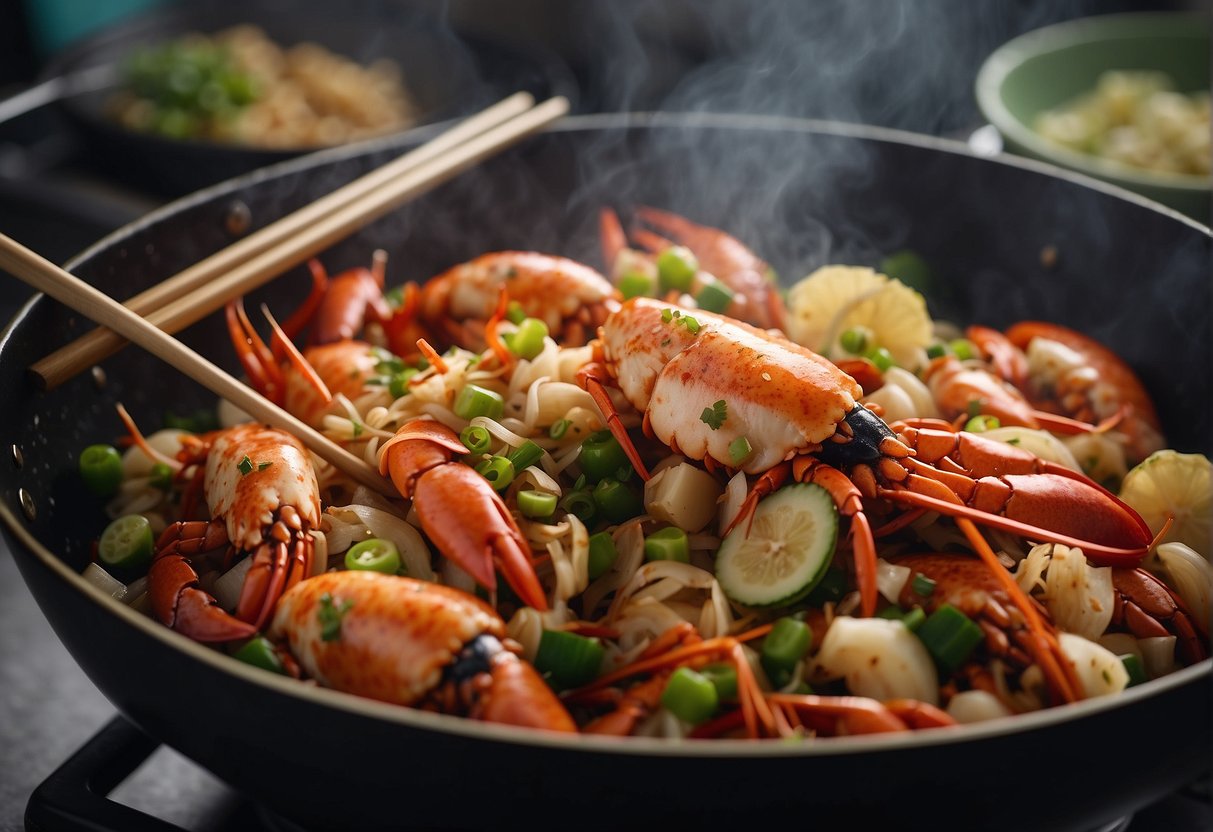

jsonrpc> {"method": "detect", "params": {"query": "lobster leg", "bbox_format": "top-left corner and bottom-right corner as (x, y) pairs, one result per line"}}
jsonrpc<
(227, 299), (284, 404)
(890, 425), (1152, 565)
(576, 361), (651, 480)
(149, 522), (257, 643)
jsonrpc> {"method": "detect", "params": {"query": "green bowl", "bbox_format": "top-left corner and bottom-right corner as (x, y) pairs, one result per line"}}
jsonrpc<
(976, 12), (1210, 221)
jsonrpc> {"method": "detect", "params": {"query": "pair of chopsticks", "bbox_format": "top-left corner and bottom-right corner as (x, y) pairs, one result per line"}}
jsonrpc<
(1, 93), (568, 496)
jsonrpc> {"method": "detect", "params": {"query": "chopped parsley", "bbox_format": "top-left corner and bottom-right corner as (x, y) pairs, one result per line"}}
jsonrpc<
(258, 461), (272, 472)
(700, 399), (728, 430)
(318, 592), (354, 642)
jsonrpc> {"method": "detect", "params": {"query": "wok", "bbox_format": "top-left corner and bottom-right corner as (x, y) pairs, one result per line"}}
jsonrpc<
(5, 0), (575, 196)
(2, 114), (1210, 831)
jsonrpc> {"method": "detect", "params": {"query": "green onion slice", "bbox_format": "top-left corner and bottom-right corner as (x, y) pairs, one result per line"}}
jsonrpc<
(915, 604), (984, 673)
(533, 629), (606, 690)
(80, 444), (124, 498)
(661, 666), (718, 723)
(344, 538), (402, 575)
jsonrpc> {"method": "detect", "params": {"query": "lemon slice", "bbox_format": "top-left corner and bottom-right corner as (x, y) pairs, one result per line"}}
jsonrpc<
(785, 265), (933, 370)
(715, 483), (838, 607)
(1119, 450), (1213, 558)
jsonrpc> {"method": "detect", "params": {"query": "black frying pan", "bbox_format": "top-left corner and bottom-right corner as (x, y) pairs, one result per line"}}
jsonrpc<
(2, 0), (576, 196)
(2, 114), (1210, 831)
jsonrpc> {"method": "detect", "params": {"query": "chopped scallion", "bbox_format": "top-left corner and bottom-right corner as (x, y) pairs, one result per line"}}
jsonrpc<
(644, 526), (689, 563)
(459, 425), (492, 455)
(518, 489), (557, 519)
(587, 531), (617, 579)
(454, 384), (504, 421)
(619, 271), (653, 299)
(728, 436), (753, 465)
(475, 456), (515, 491)
(761, 617), (812, 688)
(80, 444), (124, 497)
(534, 629), (606, 690)
(911, 573), (937, 597)
(661, 667), (718, 723)
(507, 440), (545, 472)
(695, 281), (734, 313)
(915, 603), (984, 673)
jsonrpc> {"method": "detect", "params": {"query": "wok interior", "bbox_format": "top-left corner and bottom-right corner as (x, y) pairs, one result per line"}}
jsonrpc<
(4, 118), (1210, 659)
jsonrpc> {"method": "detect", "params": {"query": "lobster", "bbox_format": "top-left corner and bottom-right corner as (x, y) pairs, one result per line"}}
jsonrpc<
(600, 206), (786, 330)
(385, 251), (620, 357)
(576, 298), (1154, 705)
(377, 418), (548, 611)
(148, 423), (321, 641)
(967, 322), (1165, 462)
(1109, 567), (1207, 665)
(225, 256), (404, 427)
(268, 570), (576, 732)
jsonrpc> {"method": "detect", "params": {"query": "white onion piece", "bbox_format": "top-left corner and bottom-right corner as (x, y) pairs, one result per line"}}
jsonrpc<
(121, 429), (190, 477)
(717, 471), (748, 537)
(123, 575), (149, 603)
(1058, 632), (1129, 697)
(980, 427), (1083, 473)
(1156, 542), (1212, 631)
(1043, 545), (1114, 641)
(644, 462), (722, 533)
(885, 367), (939, 418)
(946, 690), (1013, 724)
(1138, 636), (1177, 679)
(212, 555), (253, 611)
(863, 383), (918, 424)
(327, 504), (434, 582)
(875, 559), (911, 603)
(82, 563), (127, 601)
(812, 616), (939, 705)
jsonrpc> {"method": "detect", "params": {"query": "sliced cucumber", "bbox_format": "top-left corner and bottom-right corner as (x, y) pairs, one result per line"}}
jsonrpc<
(715, 483), (838, 607)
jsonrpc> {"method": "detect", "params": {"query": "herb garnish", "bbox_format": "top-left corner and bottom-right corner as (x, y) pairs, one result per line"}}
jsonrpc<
(700, 400), (728, 430)
(318, 592), (354, 642)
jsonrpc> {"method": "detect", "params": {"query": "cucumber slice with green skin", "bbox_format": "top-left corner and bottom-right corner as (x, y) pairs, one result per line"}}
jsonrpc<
(715, 483), (838, 607)
(98, 514), (155, 570)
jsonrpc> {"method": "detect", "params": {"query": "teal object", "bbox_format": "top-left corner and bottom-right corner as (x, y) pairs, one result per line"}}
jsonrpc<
(976, 13), (1210, 221)
(24, 0), (168, 56)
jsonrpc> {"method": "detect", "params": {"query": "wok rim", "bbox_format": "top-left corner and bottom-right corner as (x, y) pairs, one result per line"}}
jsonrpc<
(4, 112), (1210, 758)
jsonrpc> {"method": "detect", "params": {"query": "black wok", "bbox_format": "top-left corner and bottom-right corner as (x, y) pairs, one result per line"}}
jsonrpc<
(2, 114), (1210, 831)
(9, 0), (575, 196)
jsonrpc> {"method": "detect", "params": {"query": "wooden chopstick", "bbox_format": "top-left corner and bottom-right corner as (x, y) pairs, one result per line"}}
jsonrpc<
(31, 92), (568, 390)
(0, 232), (396, 497)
